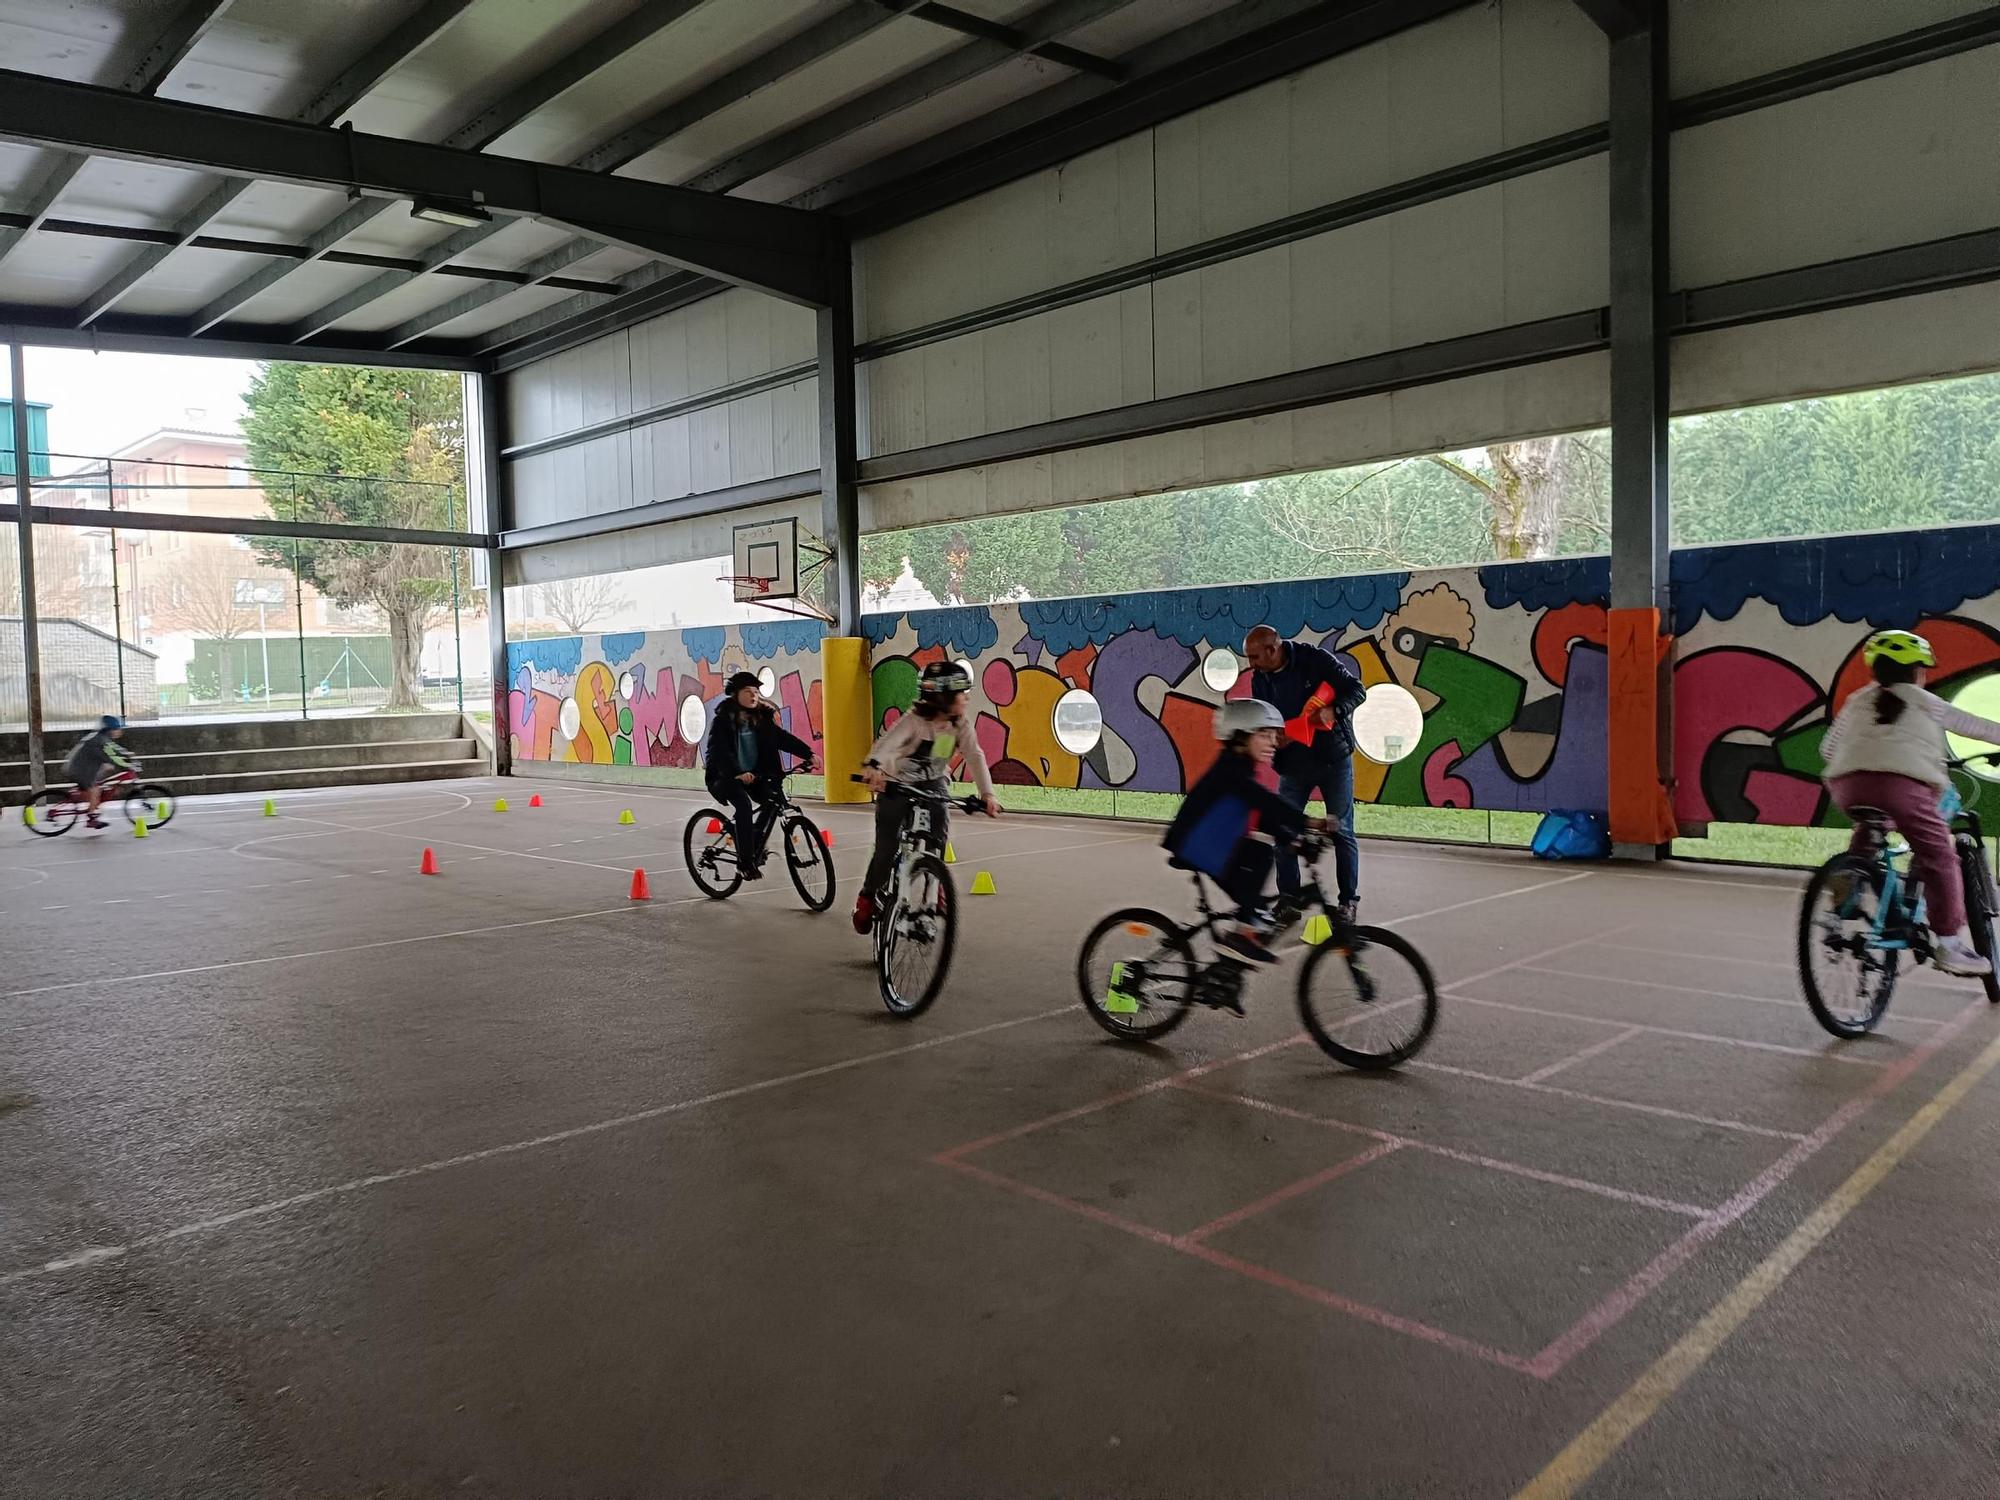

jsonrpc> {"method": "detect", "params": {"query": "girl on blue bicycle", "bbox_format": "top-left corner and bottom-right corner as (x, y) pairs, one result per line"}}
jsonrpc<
(1821, 629), (2000, 978)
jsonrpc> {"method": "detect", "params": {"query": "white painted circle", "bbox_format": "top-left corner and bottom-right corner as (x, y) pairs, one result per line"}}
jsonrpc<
(1052, 688), (1103, 755)
(757, 666), (777, 697)
(557, 696), (581, 743)
(617, 670), (635, 701)
(1351, 683), (1424, 764)
(954, 658), (976, 693)
(678, 694), (706, 745)
(1202, 647), (1240, 692)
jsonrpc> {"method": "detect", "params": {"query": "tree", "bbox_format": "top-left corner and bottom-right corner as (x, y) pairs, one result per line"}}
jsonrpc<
(0, 527), (91, 618)
(150, 544), (277, 641)
(539, 575), (631, 633)
(242, 363), (467, 708)
(1427, 434), (1611, 560)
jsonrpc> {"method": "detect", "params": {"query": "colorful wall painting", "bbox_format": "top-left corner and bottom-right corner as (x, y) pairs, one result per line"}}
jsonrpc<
(507, 522), (2000, 828)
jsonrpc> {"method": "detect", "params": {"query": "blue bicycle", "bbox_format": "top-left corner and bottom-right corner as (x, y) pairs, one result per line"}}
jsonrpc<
(1797, 752), (2000, 1036)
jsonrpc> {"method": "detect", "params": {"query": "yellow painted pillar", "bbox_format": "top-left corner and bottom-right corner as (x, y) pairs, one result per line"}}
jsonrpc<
(821, 635), (873, 803)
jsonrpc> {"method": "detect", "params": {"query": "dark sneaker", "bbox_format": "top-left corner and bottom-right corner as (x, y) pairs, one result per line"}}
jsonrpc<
(851, 893), (876, 935)
(740, 860), (763, 881)
(1217, 927), (1279, 965)
(86, 816), (108, 830)
(1334, 901), (1359, 928)
(1269, 890), (1307, 929)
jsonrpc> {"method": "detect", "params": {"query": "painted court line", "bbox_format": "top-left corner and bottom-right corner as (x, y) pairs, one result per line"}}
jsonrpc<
(1519, 1026), (1645, 1085)
(1513, 1015), (2000, 1498)
(1180, 1141), (1406, 1243)
(1517, 964), (1947, 1026)
(1449, 993), (1889, 1068)
(1406, 1059), (1807, 1141)
(0, 1003), (1076, 1288)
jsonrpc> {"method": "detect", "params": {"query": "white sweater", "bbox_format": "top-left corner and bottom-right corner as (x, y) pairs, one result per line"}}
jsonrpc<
(1821, 683), (2000, 789)
(864, 705), (996, 799)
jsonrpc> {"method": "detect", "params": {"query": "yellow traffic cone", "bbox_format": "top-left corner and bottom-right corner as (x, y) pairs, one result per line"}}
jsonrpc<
(155, 801), (169, 822)
(262, 798), (277, 817)
(1302, 913), (1333, 945)
(618, 808), (636, 826)
(493, 797), (510, 813)
(969, 870), (996, 895)
(22, 805), (36, 826)
(944, 841), (957, 863)
(133, 816), (149, 839)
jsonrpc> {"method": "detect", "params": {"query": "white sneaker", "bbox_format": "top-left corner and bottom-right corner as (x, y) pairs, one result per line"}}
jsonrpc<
(1935, 935), (1992, 977)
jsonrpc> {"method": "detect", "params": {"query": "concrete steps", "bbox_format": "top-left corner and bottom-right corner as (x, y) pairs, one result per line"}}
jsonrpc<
(0, 713), (487, 804)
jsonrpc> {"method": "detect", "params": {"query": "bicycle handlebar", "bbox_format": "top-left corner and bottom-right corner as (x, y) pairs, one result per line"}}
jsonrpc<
(1948, 751), (2000, 769)
(849, 773), (991, 815)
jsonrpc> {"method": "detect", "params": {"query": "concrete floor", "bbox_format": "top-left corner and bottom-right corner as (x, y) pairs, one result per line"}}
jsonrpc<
(2, 778), (1997, 1498)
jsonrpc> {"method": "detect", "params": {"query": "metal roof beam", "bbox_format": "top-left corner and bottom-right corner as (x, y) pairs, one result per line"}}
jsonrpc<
(0, 0), (236, 269)
(0, 315), (483, 370)
(1571, 0), (1652, 40)
(184, 0), (713, 339)
(69, 0), (480, 329)
(0, 67), (844, 310)
(376, 241), (603, 349)
(280, 2), (897, 344)
(895, 2), (1124, 79)
(684, 0), (1138, 196)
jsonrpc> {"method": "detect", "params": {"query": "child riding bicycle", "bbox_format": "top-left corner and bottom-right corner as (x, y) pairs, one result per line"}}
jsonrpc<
(1821, 629), (2000, 978)
(852, 660), (1001, 933)
(1162, 699), (1327, 965)
(704, 671), (814, 880)
(64, 714), (133, 830)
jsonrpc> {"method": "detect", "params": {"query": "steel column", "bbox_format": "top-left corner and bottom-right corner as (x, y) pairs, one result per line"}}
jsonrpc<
(1603, 6), (1675, 856)
(817, 271), (861, 635)
(8, 343), (44, 792)
(473, 374), (512, 777)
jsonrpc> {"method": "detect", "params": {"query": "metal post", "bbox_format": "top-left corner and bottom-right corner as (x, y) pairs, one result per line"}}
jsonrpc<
(9, 343), (44, 792)
(816, 255), (860, 634)
(1604, 3), (1674, 858)
(473, 372), (512, 776)
(448, 485), (464, 715)
(107, 523), (126, 719)
(293, 537), (308, 718)
(258, 599), (271, 704)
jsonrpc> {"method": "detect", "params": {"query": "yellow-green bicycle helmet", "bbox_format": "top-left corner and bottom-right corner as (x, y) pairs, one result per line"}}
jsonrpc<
(1861, 629), (1936, 668)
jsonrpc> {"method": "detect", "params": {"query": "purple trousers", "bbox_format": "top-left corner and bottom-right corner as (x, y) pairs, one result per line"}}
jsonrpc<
(1828, 771), (1964, 934)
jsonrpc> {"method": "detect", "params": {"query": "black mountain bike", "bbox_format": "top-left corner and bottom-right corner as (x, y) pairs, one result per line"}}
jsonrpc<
(1798, 751), (2000, 1036)
(1075, 833), (1438, 1069)
(683, 767), (835, 911)
(852, 775), (991, 1018)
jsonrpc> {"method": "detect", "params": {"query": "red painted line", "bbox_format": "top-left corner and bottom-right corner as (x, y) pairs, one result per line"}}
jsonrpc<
(1181, 1141), (1404, 1244)
(1184, 1084), (1709, 1219)
(938, 1157), (1185, 1249)
(1405, 1060), (1809, 1141)
(1518, 1025), (1645, 1085)
(1525, 997), (1986, 1379)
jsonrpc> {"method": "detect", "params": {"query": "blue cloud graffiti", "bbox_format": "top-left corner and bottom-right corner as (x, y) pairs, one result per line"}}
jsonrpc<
(862, 605), (999, 657)
(1668, 526), (2000, 636)
(1479, 555), (1610, 614)
(507, 637), (584, 677)
(1019, 574), (1408, 656)
(599, 631), (648, 665)
(741, 618), (826, 659)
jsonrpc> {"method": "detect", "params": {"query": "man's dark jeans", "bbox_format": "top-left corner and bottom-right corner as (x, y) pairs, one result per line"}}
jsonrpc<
(1275, 752), (1358, 905)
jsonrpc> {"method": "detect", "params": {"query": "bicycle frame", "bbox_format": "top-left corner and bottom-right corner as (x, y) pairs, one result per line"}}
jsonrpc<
(1845, 779), (1993, 955)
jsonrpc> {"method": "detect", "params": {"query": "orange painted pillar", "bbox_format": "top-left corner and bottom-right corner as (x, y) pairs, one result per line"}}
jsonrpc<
(1607, 607), (1677, 850)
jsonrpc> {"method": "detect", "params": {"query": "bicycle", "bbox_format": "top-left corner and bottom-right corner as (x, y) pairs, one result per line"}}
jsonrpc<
(851, 774), (991, 1018)
(1797, 752), (2000, 1036)
(24, 765), (177, 838)
(1074, 833), (1439, 1069)
(683, 766), (835, 912)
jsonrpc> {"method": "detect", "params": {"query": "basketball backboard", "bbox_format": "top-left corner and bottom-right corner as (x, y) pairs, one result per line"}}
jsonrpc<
(730, 518), (799, 602)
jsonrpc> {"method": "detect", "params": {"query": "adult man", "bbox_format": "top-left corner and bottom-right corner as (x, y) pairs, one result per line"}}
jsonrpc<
(1243, 624), (1366, 920)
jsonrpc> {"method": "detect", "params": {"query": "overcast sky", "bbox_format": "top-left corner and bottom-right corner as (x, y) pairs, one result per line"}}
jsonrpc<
(7, 347), (256, 460)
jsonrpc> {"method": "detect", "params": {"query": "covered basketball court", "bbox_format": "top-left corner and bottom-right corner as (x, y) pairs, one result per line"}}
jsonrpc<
(4, 0), (2000, 1494)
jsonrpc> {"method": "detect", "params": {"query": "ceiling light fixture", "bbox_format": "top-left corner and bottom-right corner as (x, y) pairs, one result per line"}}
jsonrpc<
(410, 197), (490, 229)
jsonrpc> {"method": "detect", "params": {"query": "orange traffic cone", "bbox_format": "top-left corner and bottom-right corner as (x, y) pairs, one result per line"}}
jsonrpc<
(820, 828), (835, 847)
(528, 793), (542, 808)
(706, 817), (722, 833)
(420, 847), (439, 875)
(629, 868), (651, 901)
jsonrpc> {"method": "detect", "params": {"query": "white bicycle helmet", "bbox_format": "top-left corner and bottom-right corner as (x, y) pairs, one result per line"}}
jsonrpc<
(1213, 698), (1284, 740)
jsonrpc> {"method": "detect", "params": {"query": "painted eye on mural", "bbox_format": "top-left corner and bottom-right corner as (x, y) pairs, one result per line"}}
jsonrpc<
(955, 659), (976, 694)
(1392, 628), (1423, 657)
(617, 670), (635, 702)
(678, 694), (705, 746)
(758, 666), (777, 697)
(557, 696), (581, 743)
(1350, 683), (1425, 765)
(1052, 688), (1104, 755)
(1202, 647), (1240, 692)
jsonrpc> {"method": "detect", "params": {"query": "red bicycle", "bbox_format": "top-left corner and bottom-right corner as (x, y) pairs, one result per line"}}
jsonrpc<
(24, 765), (177, 837)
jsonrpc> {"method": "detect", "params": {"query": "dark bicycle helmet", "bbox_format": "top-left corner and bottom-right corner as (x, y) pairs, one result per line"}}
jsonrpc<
(100, 714), (124, 731)
(918, 660), (972, 698)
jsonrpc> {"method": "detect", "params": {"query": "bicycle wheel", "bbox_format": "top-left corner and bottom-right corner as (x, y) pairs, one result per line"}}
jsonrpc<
(1075, 907), (1198, 1042)
(25, 789), (79, 837)
(879, 853), (955, 1018)
(781, 813), (836, 912)
(125, 783), (175, 829)
(1959, 838), (2000, 1005)
(682, 808), (742, 900)
(1797, 853), (1899, 1037)
(1297, 924), (1438, 1069)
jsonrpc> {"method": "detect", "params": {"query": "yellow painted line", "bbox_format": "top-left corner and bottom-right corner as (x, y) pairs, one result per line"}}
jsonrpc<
(1514, 1024), (2000, 1500)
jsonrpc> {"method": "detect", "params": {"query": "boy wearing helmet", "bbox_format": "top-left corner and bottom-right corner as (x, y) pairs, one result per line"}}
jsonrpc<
(63, 714), (132, 830)
(1161, 698), (1328, 967)
(1821, 629), (2000, 976)
(704, 671), (815, 879)
(853, 660), (1001, 933)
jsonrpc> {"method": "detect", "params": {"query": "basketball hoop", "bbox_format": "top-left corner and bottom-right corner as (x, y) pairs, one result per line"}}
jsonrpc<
(720, 573), (776, 601)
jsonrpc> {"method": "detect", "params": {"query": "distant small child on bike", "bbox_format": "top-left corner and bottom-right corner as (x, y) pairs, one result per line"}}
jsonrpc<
(704, 671), (814, 880)
(853, 660), (1000, 933)
(1162, 699), (1327, 965)
(65, 714), (133, 830)
(1821, 629), (2000, 978)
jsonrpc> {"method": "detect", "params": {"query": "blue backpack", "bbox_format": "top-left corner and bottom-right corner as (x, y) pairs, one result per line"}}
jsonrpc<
(1530, 808), (1611, 861)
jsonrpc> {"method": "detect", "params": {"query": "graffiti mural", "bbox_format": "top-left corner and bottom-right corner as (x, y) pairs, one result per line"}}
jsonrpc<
(509, 522), (2000, 829)
(506, 619), (825, 770)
